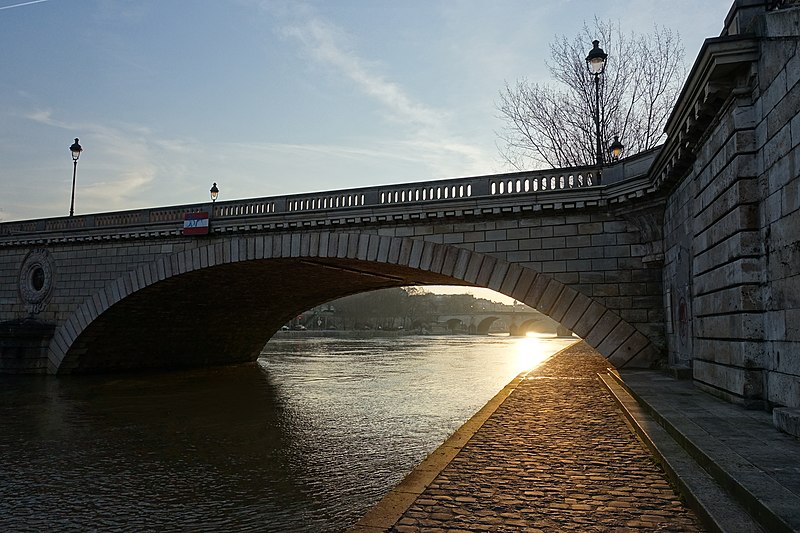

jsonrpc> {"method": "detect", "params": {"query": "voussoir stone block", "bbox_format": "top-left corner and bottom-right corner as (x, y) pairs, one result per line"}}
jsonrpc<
(510, 267), (538, 303)
(559, 292), (592, 330)
(418, 241), (436, 271)
(475, 256), (497, 286)
(398, 238), (414, 266)
(429, 243), (447, 273)
(549, 286), (578, 323)
(596, 321), (637, 359)
(584, 311), (623, 348)
(487, 262), (510, 292)
(616, 341), (661, 368)
(535, 280), (563, 315)
(451, 248), (472, 280)
(571, 301), (608, 339)
(524, 274), (552, 309)
(499, 263), (523, 296)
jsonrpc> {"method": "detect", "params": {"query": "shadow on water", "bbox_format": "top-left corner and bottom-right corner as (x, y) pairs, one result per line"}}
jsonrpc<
(0, 363), (331, 532)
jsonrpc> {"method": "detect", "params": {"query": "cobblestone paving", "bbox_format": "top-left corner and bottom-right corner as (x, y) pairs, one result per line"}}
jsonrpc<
(391, 342), (704, 532)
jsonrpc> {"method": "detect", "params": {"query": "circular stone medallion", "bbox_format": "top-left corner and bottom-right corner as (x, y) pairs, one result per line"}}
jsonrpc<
(19, 248), (55, 314)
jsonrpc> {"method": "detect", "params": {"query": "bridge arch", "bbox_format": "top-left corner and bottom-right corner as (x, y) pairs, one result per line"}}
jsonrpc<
(445, 318), (466, 334)
(515, 319), (548, 336)
(475, 316), (499, 335)
(49, 231), (659, 373)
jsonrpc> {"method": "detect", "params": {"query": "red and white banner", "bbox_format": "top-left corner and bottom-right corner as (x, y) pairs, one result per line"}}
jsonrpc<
(182, 212), (210, 235)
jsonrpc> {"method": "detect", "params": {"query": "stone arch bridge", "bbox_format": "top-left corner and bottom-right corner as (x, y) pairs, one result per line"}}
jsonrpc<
(1, 153), (664, 374)
(2, 1), (799, 431)
(435, 311), (561, 336)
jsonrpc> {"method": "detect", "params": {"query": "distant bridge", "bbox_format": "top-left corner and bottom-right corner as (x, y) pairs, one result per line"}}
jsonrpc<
(436, 310), (560, 335)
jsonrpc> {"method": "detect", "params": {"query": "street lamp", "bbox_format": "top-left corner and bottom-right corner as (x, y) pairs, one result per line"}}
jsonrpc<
(210, 182), (219, 203)
(585, 40), (608, 173)
(69, 138), (82, 217)
(609, 136), (624, 161)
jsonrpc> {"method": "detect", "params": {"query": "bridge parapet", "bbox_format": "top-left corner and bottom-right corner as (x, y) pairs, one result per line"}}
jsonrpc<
(0, 154), (666, 247)
(282, 165), (602, 214)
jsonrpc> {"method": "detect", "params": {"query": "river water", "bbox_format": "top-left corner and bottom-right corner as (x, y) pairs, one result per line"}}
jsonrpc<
(0, 334), (575, 532)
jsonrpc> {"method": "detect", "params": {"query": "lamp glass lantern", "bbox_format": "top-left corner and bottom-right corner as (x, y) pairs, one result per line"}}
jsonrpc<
(70, 138), (82, 161)
(585, 40), (607, 75)
(210, 182), (219, 202)
(609, 136), (624, 161)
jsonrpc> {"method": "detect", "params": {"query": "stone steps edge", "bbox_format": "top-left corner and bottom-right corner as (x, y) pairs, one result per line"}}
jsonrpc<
(598, 372), (764, 533)
(603, 370), (795, 533)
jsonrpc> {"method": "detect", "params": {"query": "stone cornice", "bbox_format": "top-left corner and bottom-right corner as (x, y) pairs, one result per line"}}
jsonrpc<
(649, 35), (760, 193)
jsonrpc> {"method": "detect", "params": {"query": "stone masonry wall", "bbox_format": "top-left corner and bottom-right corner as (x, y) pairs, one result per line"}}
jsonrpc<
(664, 90), (764, 405)
(0, 201), (663, 373)
(759, 9), (800, 410)
(370, 210), (663, 346)
(663, 5), (800, 410)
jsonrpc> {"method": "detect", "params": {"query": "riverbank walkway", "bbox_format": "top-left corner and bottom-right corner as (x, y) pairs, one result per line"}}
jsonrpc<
(350, 341), (800, 532)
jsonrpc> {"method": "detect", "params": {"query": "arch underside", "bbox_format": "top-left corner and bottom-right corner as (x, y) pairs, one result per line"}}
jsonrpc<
(52, 233), (661, 373)
(58, 257), (458, 373)
(476, 317), (498, 335)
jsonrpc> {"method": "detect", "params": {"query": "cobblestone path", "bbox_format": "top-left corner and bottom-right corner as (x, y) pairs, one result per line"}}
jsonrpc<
(391, 342), (704, 532)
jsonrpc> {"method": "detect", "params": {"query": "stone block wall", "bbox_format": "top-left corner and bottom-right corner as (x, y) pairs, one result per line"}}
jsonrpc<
(663, 4), (800, 412)
(0, 196), (664, 373)
(370, 210), (664, 347)
(760, 8), (800, 411)
(0, 240), (194, 325)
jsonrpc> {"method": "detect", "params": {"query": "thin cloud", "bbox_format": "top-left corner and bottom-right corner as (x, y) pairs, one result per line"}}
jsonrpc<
(274, 6), (496, 178)
(25, 108), (56, 125)
(279, 13), (446, 133)
(0, 0), (49, 11)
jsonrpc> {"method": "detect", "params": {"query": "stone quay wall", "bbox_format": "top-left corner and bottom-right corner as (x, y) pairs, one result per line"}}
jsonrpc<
(661, 2), (800, 413)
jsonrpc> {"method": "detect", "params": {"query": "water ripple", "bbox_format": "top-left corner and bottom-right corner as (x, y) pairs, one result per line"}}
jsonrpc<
(0, 334), (574, 532)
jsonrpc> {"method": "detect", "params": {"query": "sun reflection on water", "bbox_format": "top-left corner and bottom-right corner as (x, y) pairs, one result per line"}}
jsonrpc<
(512, 333), (575, 374)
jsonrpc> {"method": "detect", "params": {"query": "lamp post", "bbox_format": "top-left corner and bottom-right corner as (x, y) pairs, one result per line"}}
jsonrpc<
(586, 40), (608, 173)
(209, 182), (219, 226)
(69, 138), (83, 217)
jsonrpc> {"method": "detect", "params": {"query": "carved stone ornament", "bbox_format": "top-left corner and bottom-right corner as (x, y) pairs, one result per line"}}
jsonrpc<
(615, 202), (666, 266)
(18, 248), (55, 314)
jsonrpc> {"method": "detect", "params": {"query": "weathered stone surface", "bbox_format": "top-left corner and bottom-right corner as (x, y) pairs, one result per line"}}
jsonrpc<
(549, 286), (578, 323)
(773, 407), (800, 438)
(767, 371), (800, 411)
(571, 302), (608, 339)
(694, 339), (768, 368)
(693, 360), (764, 403)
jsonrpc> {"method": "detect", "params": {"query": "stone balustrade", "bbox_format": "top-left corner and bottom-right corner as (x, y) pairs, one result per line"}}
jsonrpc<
(0, 165), (610, 244)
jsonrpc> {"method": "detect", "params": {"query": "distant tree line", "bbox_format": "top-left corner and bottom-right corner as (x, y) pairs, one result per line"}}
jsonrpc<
(299, 287), (515, 332)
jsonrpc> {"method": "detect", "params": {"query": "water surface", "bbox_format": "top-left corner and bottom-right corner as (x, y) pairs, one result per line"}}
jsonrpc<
(0, 334), (575, 532)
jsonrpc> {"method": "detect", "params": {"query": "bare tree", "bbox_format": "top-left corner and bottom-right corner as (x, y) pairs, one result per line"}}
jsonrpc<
(496, 19), (685, 169)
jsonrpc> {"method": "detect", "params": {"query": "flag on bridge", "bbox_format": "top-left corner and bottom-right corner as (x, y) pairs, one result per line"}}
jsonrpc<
(182, 212), (210, 235)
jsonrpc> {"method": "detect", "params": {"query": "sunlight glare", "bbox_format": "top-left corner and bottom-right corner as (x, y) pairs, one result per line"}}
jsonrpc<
(513, 333), (557, 374)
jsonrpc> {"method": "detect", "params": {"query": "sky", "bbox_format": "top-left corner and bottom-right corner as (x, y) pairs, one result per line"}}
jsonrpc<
(1, 0), (734, 303)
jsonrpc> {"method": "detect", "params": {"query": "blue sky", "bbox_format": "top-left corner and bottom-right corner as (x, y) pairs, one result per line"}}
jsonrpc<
(2, 0), (733, 224)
